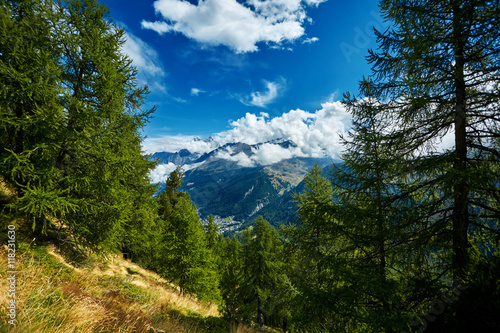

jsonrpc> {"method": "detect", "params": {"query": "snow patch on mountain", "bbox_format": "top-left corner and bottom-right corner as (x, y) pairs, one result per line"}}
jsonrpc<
(143, 100), (351, 157)
(146, 100), (351, 182)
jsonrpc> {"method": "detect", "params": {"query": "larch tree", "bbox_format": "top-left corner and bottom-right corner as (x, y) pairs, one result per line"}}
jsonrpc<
(333, 93), (436, 332)
(218, 235), (245, 325)
(157, 169), (220, 302)
(240, 216), (287, 328)
(205, 214), (219, 251)
(282, 165), (344, 331)
(365, 0), (500, 283)
(0, 0), (157, 249)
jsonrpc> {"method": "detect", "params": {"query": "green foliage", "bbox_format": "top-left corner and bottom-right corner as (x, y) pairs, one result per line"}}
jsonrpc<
(0, 0), (157, 250)
(218, 236), (245, 324)
(282, 165), (350, 331)
(217, 217), (291, 330)
(166, 166), (185, 194)
(273, 0), (500, 331)
(365, 0), (500, 282)
(205, 214), (219, 251)
(157, 169), (221, 303)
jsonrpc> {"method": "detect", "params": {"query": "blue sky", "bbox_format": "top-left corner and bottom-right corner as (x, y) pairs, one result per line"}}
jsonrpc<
(99, 0), (388, 154)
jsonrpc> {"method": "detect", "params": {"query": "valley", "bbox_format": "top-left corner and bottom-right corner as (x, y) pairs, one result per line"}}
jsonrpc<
(150, 139), (334, 232)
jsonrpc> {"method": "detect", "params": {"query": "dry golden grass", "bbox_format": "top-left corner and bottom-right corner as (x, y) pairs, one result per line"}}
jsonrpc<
(0, 178), (17, 198)
(90, 252), (220, 318)
(0, 243), (221, 333)
(0, 178), (265, 333)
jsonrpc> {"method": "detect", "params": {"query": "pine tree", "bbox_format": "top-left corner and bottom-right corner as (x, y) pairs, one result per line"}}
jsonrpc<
(240, 217), (288, 328)
(336, 1), (500, 330)
(0, 0), (157, 249)
(332, 94), (430, 331)
(365, 0), (500, 283)
(282, 164), (347, 331)
(218, 236), (245, 325)
(0, 0), (68, 232)
(205, 214), (219, 251)
(157, 169), (220, 302)
(289, 164), (336, 284)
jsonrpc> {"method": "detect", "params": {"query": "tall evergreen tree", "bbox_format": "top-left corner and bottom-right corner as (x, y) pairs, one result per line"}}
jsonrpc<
(283, 164), (348, 331)
(365, 0), (500, 283)
(218, 236), (245, 325)
(157, 169), (220, 302)
(240, 217), (288, 328)
(205, 214), (219, 251)
(0, 0), (157, 249)
(333, 95), (434, 332)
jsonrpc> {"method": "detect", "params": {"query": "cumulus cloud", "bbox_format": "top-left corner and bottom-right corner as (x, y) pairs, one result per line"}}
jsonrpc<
(252, 143), (302, 165)
(241, 79), (285, 108)
(141, 0), (326, 53)
(212, 100), (351, 161)
(214, 143), (302, 167)
(144, 100), (351, 167)
(216, 150), (256, 168)
(122, 31), (165, 92)
(149, 162), (178, 183)
(142, 135), (219, 155)
(149, 161), (207, 183)
(144, 97), (460, 171)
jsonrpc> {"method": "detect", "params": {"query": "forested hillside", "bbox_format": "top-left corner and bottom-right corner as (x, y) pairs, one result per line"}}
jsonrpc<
(1, 0), (500, 332)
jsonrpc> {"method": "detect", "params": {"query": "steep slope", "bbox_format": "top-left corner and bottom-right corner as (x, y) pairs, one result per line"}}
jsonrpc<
(0, 241), (226, 332)
(151, 138), (335, 231)
(0, 178), (272, 333)
(182, 157), (333, 232)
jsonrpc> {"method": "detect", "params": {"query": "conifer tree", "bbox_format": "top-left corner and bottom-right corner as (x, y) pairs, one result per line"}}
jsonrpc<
(365, 0), (500, 283)
(282, 164), (346, 331)
(205, 214), (219, 251)
(157, 169), (220, 302)
(218, 236), (245, 325)
(289, 164), (336, 284)
(240, 217), (288, 328)
(332, 95), (429, 331)
(0, 0), (157, 249)
(336, 0), (500, 330)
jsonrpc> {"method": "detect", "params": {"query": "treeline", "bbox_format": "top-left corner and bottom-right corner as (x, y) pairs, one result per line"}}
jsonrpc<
(1, 0), (500, 332)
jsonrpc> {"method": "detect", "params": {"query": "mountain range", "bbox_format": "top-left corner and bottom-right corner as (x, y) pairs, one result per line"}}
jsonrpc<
(151, 138), (334, 233)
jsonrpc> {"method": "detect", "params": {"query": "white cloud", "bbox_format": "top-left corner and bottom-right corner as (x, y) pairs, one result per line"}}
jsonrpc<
(141, 0), (326, 53)
(190, 87), (205, 96)
(302, 36), (319, 44)
(122, 32), (165, 91)
(142, 135), (219, 155)
(214, 143), (302, 167)
(212, 100), (351, 161)
(241, 79), (285, 108)
(143, 99), (351, 167)
(252, 143), (301, 165)
(149, 162), (177, 183)
(216, 150), (256, 167)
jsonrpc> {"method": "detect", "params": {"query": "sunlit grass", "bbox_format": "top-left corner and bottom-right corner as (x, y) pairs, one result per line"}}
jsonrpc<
(0, 178), (269, 333)
(0, 241), (222, 332)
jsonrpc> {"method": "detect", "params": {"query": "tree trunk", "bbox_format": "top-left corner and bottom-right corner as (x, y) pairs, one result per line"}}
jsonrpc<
(257, 296), (263, 327)
(452, 1), (470, 282)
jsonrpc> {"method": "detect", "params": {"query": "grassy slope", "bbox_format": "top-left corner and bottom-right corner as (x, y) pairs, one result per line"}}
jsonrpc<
(0, 180), (265, 333)
(0, 241), (228, 332)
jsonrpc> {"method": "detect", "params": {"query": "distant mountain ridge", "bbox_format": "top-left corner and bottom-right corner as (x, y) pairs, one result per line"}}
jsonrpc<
(151, 138), (298, 166)
(151, 139), (334, 233)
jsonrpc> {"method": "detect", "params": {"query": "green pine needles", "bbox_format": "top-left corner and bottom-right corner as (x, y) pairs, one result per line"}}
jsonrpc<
(0, 0), (157, 250)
